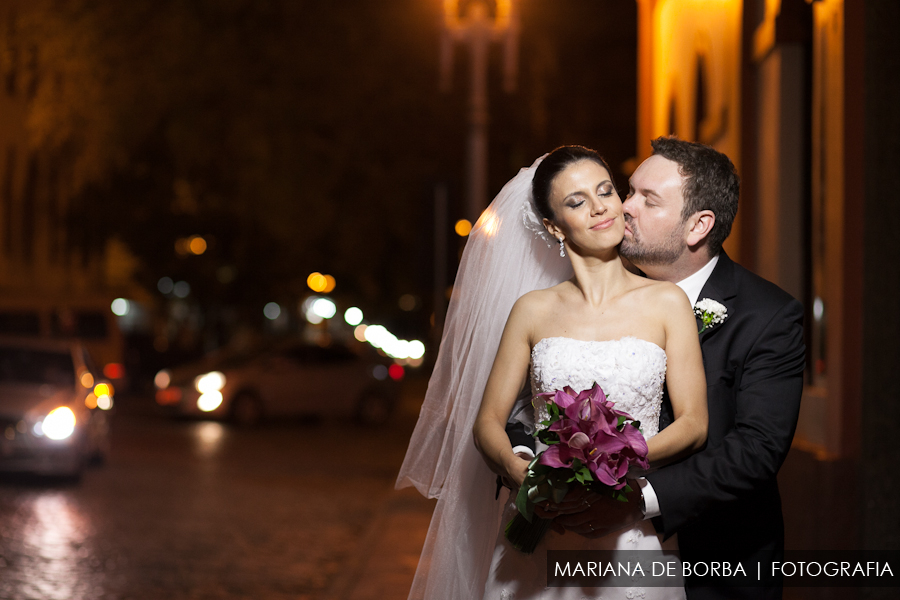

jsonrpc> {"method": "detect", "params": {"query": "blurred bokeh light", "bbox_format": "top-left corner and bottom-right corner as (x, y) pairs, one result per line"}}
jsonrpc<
(344, 307), (363, 326)
(188, 236), (207, 255)
(455, 219), (472, 237)
(263, 302), (282, 320)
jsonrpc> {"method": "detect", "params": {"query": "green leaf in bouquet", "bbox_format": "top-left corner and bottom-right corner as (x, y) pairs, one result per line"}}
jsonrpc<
(516, 484), (534, 522)
(527, 480), (551, 505)
(551, 481), (569, 504)
(613, 488), (630, 502)
(536, 428), (560, 445)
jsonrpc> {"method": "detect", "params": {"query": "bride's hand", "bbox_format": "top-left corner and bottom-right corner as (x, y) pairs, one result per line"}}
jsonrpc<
(504, 453), (531, 488)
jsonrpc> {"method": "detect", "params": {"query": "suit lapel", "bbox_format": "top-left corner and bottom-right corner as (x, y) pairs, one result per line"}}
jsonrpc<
(695, 252), (738, 344)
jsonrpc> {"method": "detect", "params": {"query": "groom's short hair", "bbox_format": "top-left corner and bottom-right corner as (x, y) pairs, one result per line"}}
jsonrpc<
(651, 136), (739, 256)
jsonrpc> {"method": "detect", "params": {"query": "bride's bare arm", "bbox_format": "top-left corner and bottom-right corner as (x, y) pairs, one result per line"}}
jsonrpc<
(645, 284), (708, 465)
(473, 295), (536, 487)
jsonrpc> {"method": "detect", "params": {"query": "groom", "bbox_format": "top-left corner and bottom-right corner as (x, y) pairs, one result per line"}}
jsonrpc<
(543, 137), (805, 599)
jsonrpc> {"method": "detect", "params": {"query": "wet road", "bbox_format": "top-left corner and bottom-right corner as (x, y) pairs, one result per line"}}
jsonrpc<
(0, 391), (421, 600)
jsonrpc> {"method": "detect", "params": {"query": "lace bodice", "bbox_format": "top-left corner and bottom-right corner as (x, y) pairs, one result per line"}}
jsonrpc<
(530, 336), (667, 439)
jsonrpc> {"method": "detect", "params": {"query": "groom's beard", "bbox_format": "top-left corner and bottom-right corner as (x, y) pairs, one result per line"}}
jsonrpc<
(619, 215), (686, 266)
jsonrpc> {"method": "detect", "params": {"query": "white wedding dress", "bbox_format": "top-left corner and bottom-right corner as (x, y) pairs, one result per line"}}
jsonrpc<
(481, 336), (684, 600)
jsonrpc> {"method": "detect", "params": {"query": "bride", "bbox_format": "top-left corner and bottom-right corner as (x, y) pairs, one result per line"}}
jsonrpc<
(397, 146), (708, 599)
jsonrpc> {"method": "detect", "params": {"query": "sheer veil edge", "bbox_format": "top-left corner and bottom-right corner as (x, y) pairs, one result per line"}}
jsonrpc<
(395, 156), (572, 599)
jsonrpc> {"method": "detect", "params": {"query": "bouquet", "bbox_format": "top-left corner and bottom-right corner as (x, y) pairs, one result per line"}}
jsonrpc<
(505, 383), (650, 553)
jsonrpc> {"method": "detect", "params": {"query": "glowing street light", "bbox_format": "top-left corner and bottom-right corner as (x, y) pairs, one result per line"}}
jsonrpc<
(307, 272), (327, 292)
(188, 236), (207, 255)
(307, 272), (336, 293)
(441, 0), (520, 221)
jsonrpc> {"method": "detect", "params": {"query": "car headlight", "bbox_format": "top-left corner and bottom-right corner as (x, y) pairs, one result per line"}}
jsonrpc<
(194, 371), (226, 394)
(42, 407), (77, 441)
(197, 391), (224, 412)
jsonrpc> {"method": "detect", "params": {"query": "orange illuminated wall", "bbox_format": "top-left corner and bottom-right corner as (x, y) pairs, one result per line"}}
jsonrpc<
(636, 0), (744, 260)
(636, 0), (862, 459)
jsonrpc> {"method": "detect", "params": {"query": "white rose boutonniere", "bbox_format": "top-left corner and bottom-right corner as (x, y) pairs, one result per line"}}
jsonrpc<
(694, 298), (728, 334)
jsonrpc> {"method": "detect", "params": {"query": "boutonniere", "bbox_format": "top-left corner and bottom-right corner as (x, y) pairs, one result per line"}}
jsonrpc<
(694, 298), (728, 334)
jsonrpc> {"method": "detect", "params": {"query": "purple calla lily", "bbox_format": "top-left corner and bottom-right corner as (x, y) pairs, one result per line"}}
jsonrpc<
(535, 383), (649, 486)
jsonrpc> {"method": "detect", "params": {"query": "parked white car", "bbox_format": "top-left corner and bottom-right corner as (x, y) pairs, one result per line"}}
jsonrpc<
(0, 337), (113, 479)
(155, 340), (402, 426)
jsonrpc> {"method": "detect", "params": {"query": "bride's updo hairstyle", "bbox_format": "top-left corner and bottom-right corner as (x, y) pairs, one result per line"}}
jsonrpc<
(532, 145), (613, 221)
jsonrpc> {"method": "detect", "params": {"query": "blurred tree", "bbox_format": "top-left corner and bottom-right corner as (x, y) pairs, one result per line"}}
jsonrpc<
(13, 0), (636, 348)
(16, 0), (459, 323)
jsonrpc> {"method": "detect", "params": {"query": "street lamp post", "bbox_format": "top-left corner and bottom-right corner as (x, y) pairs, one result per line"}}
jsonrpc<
(440, 0), (520, 223)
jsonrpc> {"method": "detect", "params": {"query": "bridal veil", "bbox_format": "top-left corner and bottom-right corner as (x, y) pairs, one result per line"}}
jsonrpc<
(396, 157), (573, 599)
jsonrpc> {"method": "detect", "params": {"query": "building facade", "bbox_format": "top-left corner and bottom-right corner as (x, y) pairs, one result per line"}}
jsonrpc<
(635, 0), (899, 556)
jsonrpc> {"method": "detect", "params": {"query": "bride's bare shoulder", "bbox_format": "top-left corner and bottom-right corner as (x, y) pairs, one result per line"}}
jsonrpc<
(624, 275), (691, 310)
(512, 281), (571, 316)
(518, 281), (570, 306)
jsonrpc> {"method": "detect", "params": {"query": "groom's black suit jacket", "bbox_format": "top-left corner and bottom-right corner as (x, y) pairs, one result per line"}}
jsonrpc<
(647, 252), (805, 598)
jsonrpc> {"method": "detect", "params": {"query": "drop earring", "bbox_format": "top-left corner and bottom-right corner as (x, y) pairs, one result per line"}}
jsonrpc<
(558, 238), (566, 257)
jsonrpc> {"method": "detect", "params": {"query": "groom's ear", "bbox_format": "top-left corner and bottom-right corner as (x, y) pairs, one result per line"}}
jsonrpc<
(685, 210), (716, 248)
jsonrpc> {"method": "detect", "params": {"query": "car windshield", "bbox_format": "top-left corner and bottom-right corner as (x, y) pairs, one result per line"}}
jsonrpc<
(0, 346), (75, 386)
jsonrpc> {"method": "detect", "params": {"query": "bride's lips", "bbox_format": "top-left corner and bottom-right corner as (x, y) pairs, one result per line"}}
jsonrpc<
(591, 217), (617, 231)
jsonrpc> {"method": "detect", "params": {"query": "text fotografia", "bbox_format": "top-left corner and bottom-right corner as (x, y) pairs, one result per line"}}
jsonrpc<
(547, 551), (900, 588)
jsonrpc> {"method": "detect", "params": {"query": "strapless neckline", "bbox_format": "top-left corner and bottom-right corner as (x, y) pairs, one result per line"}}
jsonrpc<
(529, 335), (667, 440)
(533, 335), (665, 356)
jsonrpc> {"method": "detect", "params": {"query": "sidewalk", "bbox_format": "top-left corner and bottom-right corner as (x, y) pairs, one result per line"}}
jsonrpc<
(328, 373), (435, 599)
(330, 443), (860, 600)
(329, 485), (436, 600)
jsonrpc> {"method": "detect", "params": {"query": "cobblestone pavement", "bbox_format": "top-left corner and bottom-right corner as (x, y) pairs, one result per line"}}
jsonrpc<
(0, 384), (428, 600)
